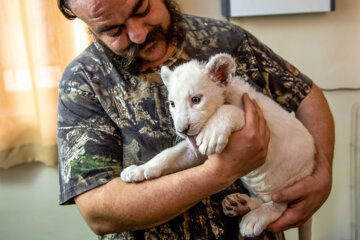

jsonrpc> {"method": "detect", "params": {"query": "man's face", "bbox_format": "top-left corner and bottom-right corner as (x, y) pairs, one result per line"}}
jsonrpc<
(70, 0), (172, 64)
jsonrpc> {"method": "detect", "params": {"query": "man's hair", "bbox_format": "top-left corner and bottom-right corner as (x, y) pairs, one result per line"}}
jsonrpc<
(57, 0), (76, 19)
(57, 0), (182, 22)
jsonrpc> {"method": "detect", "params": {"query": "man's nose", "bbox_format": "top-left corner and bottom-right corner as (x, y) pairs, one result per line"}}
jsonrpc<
(126, 18), (148, 44)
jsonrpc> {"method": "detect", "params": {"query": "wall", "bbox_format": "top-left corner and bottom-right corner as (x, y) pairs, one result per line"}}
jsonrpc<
(0, 163), (95, 240)
(0, 0), (359, 239)
(179, 0), (360, 239)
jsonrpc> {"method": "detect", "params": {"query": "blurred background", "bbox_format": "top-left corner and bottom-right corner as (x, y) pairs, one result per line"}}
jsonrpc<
(0, 0), (359, 239)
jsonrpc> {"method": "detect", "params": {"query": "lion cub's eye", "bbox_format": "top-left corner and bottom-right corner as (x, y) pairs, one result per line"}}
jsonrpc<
(192, 96), (201, 104)
(170, 101), (175, 108)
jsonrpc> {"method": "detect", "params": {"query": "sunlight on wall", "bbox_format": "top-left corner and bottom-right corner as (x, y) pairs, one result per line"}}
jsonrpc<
(73, 19), (89, 55)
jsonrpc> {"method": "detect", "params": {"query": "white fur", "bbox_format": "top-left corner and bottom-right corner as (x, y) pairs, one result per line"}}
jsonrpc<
(120, 54), (315, 239)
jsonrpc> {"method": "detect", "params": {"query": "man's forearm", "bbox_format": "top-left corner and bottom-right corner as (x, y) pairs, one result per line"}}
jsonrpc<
(75, 160), (236, 235)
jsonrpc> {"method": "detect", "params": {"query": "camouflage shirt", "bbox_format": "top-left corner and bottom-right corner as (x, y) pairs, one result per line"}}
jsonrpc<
(57, 14), (312, 240)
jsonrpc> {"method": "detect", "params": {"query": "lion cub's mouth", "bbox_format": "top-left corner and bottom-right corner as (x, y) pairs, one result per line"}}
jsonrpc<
(187, 136), (199, 151)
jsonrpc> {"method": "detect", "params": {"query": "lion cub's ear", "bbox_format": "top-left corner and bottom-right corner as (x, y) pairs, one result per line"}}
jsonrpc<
(161, 66), (172, 88)
(205, 53), (236, 87)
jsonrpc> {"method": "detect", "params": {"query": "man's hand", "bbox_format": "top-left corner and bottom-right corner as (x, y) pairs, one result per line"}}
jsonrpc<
(207, 93), (270, 181)
(267, 164), (332, 232)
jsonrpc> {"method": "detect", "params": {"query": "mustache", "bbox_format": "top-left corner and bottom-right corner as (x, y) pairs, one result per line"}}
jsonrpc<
(124, 26), (170, 65)
(98, 26), (170, 75)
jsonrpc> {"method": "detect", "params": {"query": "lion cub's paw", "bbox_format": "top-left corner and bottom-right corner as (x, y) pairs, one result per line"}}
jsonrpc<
(121, 163), (164, 183)
(120, 165), (146, 182)
(240, 209), (269, 237)
(196, 126), (230, 155)
(222, 193), (252, 217)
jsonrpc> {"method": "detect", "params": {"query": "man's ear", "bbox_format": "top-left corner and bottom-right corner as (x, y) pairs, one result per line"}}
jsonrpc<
(161, 66), (172, 88)
(205, 53), (236, 86)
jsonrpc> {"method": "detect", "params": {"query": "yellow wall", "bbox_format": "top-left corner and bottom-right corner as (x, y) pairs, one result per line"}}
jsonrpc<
(179, 0), (360, 239)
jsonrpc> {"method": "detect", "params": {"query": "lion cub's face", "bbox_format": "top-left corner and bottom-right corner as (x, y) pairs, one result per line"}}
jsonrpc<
(161, 54), (236, 139)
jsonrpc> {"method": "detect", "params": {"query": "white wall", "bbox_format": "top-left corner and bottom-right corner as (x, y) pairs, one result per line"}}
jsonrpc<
(179, 0), (360, 239)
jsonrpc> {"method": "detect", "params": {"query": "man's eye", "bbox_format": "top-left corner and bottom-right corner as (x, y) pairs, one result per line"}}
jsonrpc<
(108, 27), (124, 37)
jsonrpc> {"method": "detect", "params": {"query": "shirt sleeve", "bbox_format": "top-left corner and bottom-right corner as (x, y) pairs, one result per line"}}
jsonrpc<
(232, 27), (313, 112)
(57, 60), (123, 205)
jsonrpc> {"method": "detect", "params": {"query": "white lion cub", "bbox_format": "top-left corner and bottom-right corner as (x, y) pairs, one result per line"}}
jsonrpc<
(120, 54), (315, 239)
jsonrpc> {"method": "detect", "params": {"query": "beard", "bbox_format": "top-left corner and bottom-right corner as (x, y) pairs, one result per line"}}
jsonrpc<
(96, 0), (185, 75)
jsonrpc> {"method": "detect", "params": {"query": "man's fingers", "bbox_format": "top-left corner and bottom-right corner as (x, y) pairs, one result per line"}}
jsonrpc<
(242, 93), (259, 127)
(242, 93), (266, 130)
(272, 178), (309, 203)
(252, 100), (270, 140)
(242, 93), (270, 160)
(267, 210), (301, 232)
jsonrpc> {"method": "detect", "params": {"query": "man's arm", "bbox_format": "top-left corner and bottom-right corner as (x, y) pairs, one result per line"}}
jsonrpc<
(75, 163), (231, 235)
(75, 94), (270, 235)
(267, 83), (334, 231)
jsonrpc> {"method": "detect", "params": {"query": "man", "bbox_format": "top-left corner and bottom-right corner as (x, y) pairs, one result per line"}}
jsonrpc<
(57, 0), (334, 239)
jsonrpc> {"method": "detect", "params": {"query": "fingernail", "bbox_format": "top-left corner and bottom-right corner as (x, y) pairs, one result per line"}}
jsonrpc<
(273, 194), (281, 202)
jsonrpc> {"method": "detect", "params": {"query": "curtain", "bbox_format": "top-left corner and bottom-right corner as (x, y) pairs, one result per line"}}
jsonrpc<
(0, 0), (88, 168)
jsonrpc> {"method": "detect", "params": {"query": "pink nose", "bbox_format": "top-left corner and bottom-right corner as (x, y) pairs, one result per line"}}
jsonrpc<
(178, 125), (190, 135)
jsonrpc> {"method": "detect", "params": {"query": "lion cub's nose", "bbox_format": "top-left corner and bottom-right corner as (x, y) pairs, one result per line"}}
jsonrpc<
(178, 125), (190, 135)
